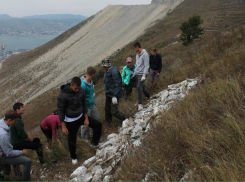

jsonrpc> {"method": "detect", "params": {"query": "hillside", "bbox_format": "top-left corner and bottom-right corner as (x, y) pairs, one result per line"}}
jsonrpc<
(0, 0), (183, 117)
(1, 0), (245, 180)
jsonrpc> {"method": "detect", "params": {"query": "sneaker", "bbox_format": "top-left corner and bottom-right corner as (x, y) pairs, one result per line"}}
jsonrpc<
(138, 104), (143, 111)
(72, 159), (78, 165)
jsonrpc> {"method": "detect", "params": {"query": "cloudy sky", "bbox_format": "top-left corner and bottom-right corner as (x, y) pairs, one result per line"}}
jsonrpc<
(1, 0), (152, 17)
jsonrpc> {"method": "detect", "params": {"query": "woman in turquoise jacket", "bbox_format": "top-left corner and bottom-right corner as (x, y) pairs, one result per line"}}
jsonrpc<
(121, 57), (136, 99)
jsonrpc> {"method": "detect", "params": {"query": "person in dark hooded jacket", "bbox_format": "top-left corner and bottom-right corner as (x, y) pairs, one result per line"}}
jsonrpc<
(101, 59), (127, 125)
(57, 77), (102, 164)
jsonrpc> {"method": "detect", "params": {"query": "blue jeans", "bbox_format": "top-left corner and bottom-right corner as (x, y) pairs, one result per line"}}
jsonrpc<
(2, 155), (31, 181)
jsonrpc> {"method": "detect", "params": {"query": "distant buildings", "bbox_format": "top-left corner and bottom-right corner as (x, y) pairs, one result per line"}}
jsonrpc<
(0, 46), (28, 63)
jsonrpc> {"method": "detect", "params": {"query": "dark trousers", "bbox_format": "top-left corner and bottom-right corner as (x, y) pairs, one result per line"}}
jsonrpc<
(105, 96), (127, 124)
(13, 140), (44, 164)
(124, 82), (135, 98)
(135, 75), (150, 104)
(65, 114), (102, 159)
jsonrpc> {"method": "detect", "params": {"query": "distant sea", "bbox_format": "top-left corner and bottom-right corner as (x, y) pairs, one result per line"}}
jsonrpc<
(0, 35), (58, 51)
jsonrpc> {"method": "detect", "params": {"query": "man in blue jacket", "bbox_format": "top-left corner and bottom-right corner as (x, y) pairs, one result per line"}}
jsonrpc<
(0, 110), (31, 181)
(102, 59), (127, 125)
(81, 67), (101, 140)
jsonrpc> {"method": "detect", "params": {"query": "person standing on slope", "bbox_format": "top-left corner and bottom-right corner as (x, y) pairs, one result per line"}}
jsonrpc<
(57, 77), (102, 164)
(149, 48), (162, 87)
(102, 59), (127, 125)
(132, 42), (150, 111)
(80, 67), (101, 140)
(121, 57), (136, 99)
(0, 110), (31, 181)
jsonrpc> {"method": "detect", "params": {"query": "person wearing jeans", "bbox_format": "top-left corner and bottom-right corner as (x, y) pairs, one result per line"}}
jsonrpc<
(57, 77), (102, 164)
(132, 42), (150, 110)
(101, 59), (127, 125)
(81, 67), (101, 140)
(0, 110), (31, 181)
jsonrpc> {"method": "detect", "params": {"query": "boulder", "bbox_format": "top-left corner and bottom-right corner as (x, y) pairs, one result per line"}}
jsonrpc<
(83, 156), (96, 168)
(70, 166), (87, 179)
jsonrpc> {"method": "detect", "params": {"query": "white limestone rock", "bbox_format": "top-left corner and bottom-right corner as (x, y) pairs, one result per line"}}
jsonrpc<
(133, 138), (142, 147)
(104, 166), (113, 175)
(160, 90), (169, 103)
(77, 173), (93, 182)
(70, 166), (87, 179)
(91, 165), (103, 180)
(131, 123), (143, 139)
(83, 156), (96, 168)
(107, 133), (118, 140)
(103, 175), (114, 181)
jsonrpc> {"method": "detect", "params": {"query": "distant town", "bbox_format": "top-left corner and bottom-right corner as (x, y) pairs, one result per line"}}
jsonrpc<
(0, 45), (28, 63)
(0, 30), (64, 37)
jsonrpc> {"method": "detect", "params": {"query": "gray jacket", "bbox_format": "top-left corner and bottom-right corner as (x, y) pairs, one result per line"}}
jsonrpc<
(0, 119), (22, 157)
(103, 66), (123, 98)
(133, 49), (150, 77)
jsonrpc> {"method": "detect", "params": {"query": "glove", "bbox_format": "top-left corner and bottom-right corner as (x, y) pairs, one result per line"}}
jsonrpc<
(112, 97), (118, 105)
(33, 138), (40, 143)
(141, 76), (146, 81)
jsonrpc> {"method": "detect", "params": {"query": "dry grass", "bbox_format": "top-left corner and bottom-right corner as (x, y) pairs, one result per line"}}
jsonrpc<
(1, 0), (245, 180)
(116, 27), (245, 181)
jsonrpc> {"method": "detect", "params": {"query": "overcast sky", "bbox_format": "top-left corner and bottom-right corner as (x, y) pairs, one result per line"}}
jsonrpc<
(1, 0), (152, 17)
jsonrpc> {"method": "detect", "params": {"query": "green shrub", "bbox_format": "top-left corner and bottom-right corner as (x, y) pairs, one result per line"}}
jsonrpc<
(180, 15), (204, 46)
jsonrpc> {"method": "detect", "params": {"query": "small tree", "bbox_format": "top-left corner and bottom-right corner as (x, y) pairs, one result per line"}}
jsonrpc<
(180, 15), (204, 46)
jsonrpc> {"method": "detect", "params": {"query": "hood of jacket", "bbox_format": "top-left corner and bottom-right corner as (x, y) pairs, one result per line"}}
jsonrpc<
(81, 75), (93, 86)
(0, 119), (9, 135)
(60, 83), (74, 93)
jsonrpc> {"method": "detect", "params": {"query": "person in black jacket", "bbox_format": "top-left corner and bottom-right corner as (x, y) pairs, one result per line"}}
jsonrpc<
(149, 49), (162, 87)
(57, 77), (102, 164)
(101, 59), (127, 125)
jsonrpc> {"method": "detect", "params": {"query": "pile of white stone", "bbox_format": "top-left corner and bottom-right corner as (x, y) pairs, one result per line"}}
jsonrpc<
(70, 79), (198, 182)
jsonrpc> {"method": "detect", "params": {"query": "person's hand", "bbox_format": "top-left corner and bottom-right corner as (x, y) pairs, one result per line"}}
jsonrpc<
(62, 125), (69, 136)
(131, 76), (134, 79)
(0, 153), (2, 159)
(84, 118), (89, 127)
(157, 73), (160, 76)
(141, 76), (146, 81)
(112, 97), (118, 105)
(148, 72), (150, 75)
(22, 150), (29, 157)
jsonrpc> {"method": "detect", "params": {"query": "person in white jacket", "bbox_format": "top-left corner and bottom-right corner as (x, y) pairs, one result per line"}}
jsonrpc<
(0, 110), (31, 181)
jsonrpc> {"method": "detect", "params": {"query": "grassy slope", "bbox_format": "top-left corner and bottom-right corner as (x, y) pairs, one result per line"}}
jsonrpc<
(3, 0), (245, 180)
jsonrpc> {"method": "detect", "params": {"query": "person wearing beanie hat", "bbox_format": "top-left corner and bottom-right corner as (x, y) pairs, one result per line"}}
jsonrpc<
(101, 59), (127, 125)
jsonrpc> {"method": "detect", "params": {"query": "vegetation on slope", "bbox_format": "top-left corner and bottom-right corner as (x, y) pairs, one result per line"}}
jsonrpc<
(3, 0), (245, 180)
(117, 27), (245, 181)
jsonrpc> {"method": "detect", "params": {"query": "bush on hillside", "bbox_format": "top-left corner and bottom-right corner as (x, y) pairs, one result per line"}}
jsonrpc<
(180, 15), (204, 46)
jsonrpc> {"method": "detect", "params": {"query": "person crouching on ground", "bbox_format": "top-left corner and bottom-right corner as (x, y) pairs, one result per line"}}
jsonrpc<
(101, 59), (127, 125)
(81, 67), (101, 141)
(121, 57), (136, 99)
(11, 103), (44, 165)
(57, 77), (102, 165)
(0, 110), (31, 181)
(40, 112), (62, 150)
